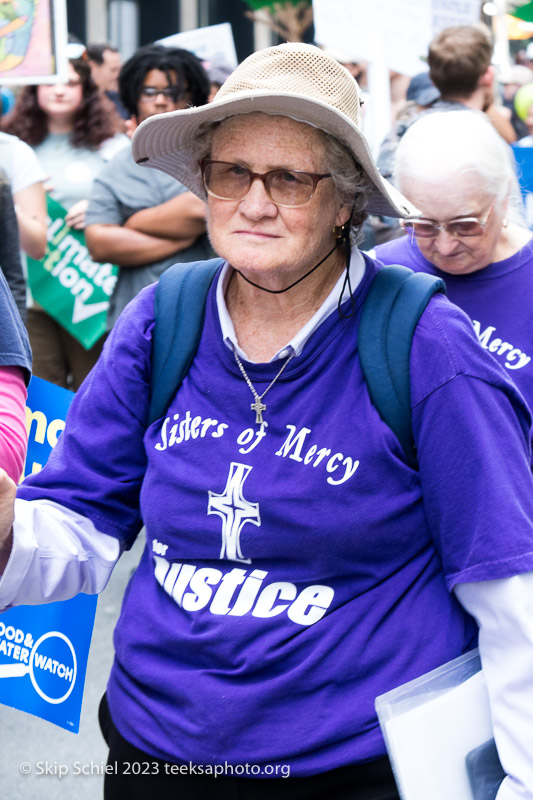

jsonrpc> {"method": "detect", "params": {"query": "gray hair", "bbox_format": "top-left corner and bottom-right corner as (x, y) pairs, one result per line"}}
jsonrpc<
(196, 113), (373, 243)
(395, 109), (527, 226)
(315, 127), (373, 243)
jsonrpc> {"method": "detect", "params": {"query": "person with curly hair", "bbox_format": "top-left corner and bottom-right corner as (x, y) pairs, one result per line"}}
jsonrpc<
(85, 44), (212, 332)
(3, 56), (127, 389)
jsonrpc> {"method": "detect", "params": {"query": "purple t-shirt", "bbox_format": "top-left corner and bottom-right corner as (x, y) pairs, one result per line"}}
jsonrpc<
(375, 235), (533, 409)
(18, 255), (533, 775)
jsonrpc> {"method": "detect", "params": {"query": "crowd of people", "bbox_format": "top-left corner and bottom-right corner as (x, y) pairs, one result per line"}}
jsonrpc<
(2, 19), (533, 800)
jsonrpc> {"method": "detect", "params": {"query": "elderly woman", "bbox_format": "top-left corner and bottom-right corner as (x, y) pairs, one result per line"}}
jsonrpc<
(0, 44), (533, 800)
(374, 110), (533, 408)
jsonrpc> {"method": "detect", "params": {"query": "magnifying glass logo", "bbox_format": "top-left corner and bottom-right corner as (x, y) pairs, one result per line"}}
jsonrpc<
(0, 631), (77, 705)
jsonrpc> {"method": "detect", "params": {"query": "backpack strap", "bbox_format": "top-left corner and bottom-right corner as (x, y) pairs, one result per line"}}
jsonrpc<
(358, 265), (446, 468)
(149, 259), (445, 464)
(149, 258), (224, 425)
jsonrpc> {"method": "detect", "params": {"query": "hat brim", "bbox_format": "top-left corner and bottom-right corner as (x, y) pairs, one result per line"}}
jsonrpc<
(131, 92), (418, 219)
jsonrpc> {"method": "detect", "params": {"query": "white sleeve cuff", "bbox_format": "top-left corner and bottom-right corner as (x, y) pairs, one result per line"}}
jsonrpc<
(455, 574), (533, 800)
(0, 499), (122, 608)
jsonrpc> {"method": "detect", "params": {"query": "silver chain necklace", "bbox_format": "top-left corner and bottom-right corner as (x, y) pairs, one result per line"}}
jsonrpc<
(233, 348), (294, 424)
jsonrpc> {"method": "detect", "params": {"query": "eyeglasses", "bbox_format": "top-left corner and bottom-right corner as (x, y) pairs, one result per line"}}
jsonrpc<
(401, 201), (495, 239)
(199, 159), (332, 207)
(139, 85), (182, 101)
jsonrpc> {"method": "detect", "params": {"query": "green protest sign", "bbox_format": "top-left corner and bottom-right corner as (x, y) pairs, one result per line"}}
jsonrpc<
(27, 197), (118, 350)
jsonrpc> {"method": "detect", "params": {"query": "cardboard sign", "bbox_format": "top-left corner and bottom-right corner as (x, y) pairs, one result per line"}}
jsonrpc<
(313, 0), (482, 77)
(0, 376), (98, 732)
(156, 22), (238, 69)
(0, 0), (69, 85)
(432, 0), (483, 33)
(27, 196), (118, 350)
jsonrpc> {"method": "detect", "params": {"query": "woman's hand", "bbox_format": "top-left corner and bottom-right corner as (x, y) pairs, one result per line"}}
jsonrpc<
(0, 468), (15, 574)
(65, 199), (89, 230)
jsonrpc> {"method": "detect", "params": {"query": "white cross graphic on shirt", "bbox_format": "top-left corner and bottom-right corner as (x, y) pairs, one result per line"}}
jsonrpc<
(207, 462), (261, 564)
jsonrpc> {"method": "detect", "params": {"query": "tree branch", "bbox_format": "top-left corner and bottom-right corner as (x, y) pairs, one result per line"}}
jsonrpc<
(244, 1), (313, 43)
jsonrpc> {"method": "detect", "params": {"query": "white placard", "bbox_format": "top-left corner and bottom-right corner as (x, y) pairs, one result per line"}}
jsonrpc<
(313, 0), (430, 77)
(156, 22), (238, 70)
(432, 0), (483, 34)
(313, 0), (483, 77)
(313, 0), (382, 63)
(381, 0), (433, 77)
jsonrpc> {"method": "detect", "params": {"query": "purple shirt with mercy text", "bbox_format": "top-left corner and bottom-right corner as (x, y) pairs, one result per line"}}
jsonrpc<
(375, 235), (533, 409)
(18, 255), (533, 775)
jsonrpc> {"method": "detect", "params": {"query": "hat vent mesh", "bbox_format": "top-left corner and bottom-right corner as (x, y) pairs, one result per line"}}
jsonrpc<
(215, 43), (361, 128)
(132, 42), (419, 219)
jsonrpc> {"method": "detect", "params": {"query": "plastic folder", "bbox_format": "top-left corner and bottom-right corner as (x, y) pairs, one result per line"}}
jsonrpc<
(375, 649), (505, 800)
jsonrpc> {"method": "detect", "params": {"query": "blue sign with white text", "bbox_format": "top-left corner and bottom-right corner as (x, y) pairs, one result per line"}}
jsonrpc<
(0, 376), (98, 732)
(512, 144), (533, 230)
(0, 593), (96, 732)
(24, 375), (73, 478)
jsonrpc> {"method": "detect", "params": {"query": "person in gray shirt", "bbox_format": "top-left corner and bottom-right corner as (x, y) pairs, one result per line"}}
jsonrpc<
(85, 44), (212, 329)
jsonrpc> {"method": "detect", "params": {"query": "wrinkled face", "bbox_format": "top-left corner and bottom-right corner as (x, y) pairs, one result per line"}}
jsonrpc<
(37, 64), (83, 122)
(206, 113), (349, 282)
(401, 172), (505, 275)
(136, 68), (188, 123)
(90, 49), (121, 93)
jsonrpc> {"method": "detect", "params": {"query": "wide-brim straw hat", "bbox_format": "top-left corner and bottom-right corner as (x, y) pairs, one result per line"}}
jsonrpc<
(132, 42), (418, 219)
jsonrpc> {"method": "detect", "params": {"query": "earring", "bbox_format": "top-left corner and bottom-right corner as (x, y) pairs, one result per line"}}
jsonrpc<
(333, 222), (348, 240)
(502, 218), (508, 229)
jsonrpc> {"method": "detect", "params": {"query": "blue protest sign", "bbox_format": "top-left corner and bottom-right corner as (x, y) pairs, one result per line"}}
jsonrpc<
(511, 144), (533, 230)
(24, 375), (73, 478)
(0, 376), (98, 732)
(0, 594), (96, 732)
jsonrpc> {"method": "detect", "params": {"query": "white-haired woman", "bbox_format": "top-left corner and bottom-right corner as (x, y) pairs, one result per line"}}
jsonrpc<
(0, 45), (533, 800)
(375, 109), (533, 407)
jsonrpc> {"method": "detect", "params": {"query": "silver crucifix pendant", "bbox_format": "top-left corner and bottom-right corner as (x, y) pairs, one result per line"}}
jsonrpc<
(251, 399), (266, 424)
